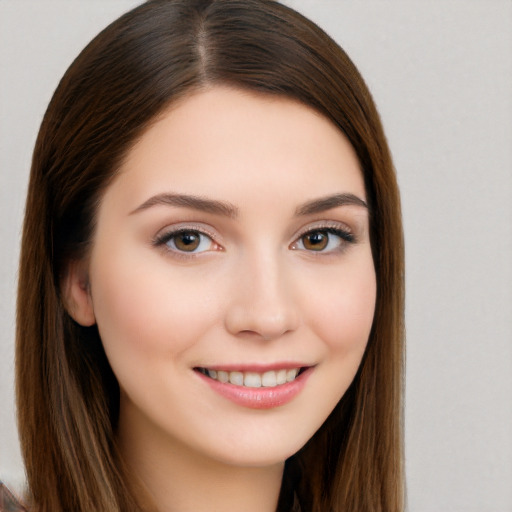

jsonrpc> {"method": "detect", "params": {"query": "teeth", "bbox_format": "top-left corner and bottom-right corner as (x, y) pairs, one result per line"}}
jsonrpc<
(261, 371), (277, 387)
(244, 372), (261, 388)
(276, 369), (287, 385)
(217, 370), (229, 383)
(201, 368), (302, 387)
(286, 368), (299, 382)
(229, 371), (244, 386)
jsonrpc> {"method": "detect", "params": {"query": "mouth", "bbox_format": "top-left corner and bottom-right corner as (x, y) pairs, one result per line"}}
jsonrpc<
(194, 365), (313, 409)
(194, 367), (307, 388)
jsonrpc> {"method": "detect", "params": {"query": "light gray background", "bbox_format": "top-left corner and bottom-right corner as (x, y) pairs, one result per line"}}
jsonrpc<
(1, 1), (511, 510)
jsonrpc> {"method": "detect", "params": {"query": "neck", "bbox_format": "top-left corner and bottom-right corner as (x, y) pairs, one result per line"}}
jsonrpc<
(117, 413), (284, 512)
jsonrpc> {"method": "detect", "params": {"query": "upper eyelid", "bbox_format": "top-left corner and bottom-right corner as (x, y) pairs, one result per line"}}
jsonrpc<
(152, 226), (221, 259)
(293, 220), (354, 238)
(153, 222), (219, 241)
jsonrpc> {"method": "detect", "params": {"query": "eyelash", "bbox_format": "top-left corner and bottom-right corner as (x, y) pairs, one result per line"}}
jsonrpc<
(152, 226), (220, 259)
(291, 225), (356, 253)
(152, 223), (356, 258)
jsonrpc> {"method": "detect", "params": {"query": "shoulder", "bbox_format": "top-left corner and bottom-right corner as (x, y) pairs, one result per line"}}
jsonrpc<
(0, 482), (28, 512)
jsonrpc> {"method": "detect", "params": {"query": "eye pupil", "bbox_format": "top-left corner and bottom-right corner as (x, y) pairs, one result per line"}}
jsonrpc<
(303, 231), (328, 251)
(174, 232), (200, 251)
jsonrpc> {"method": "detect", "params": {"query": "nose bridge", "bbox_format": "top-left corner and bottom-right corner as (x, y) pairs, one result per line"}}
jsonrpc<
(224, 246), (299, 340)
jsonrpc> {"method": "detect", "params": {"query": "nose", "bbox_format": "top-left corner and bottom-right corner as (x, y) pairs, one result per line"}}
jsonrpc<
(224, 251), (300, 341)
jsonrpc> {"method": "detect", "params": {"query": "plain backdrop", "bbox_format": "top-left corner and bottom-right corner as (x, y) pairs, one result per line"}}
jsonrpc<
(1, 1), (511, 511)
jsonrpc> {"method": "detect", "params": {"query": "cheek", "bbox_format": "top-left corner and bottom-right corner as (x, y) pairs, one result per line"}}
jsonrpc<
(306, 257), (377, 354)
(89, 248), (221, 365)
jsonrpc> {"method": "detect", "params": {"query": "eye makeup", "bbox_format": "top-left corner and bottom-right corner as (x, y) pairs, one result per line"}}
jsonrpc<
(151, 222), (223, 260)
(291, 227), (354, 252)
(150, 217), (358, 261)
(290, 220), (358, 253)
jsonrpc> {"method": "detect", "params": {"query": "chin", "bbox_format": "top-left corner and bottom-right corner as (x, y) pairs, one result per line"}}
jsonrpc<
(202, 428), (314, 469)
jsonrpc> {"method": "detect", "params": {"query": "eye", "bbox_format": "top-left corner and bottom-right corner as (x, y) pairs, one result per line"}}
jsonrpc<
(154, 229), (217, 254)
(291, 227), (355, 253)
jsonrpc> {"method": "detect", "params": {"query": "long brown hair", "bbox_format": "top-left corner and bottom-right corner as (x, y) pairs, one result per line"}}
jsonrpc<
(16, 1), (405, 510)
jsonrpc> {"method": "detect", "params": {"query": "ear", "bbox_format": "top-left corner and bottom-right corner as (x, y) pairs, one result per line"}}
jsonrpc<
(61, 259), (96, 326)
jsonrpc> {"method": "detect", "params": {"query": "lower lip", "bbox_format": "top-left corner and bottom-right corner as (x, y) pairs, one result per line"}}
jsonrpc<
(196, 368), (312, 409)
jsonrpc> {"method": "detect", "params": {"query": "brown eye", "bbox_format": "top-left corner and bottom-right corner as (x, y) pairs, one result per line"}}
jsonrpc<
(173, 231), (201, 251)
(302, 231), (329, 251)
(154, 229), (215, 253)
(292, 227), (354, 253)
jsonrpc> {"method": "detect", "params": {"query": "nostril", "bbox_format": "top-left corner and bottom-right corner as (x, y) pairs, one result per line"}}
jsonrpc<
(238, 329), (277, 341)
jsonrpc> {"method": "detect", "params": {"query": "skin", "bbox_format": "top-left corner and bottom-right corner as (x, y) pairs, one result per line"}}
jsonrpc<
(66, 87), (376, 512)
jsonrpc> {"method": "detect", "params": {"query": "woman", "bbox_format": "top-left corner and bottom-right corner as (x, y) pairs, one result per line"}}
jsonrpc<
(12, 0), (404, 510)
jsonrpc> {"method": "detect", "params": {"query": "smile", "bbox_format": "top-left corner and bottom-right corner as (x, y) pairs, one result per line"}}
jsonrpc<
(196, 367), (303, 388)
(194, 364), (313, 409)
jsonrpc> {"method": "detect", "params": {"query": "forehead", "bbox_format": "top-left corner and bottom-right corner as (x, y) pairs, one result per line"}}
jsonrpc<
(106, 86), (366, 213)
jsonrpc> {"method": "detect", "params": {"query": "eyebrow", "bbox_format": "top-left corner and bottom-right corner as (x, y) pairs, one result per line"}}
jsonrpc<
(130, 191), (368, 218)
(130, 193), (239, 218)
(294, 193), (369, 216)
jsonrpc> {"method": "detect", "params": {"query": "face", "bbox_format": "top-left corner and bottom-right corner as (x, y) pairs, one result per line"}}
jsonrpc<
(75, 87), (376, 468)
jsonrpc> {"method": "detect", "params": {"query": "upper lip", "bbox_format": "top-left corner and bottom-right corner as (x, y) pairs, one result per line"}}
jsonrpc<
(194, 362), (311, 372)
